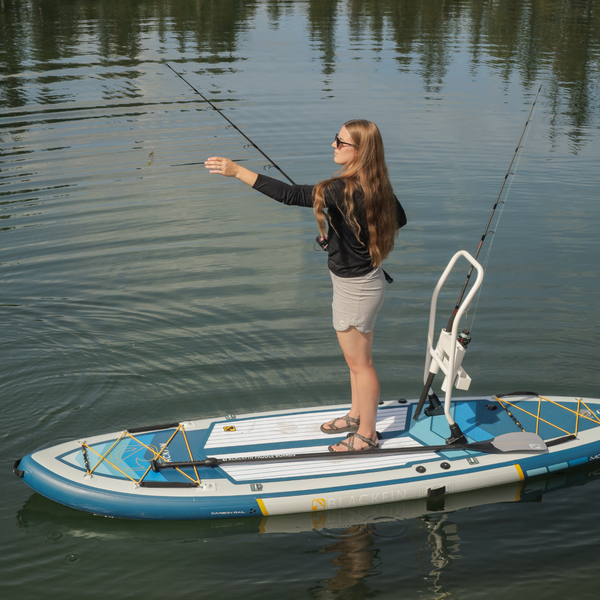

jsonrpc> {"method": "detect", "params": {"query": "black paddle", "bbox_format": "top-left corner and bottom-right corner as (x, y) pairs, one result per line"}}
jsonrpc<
(151, 432), (547, 472)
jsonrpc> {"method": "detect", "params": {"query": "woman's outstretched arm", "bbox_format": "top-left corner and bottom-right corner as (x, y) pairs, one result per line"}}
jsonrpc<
(205, 157), (258, 187)
(205, 156), (314, 207)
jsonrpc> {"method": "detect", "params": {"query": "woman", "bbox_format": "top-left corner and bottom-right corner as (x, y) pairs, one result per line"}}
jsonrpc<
(205, 120), (406, 452)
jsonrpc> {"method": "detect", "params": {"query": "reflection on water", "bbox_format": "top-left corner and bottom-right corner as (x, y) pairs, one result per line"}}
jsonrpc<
(316, 525), (376, 594)
(14, 465), (600, 598)
(1, 0), (599, 149)
(418, 514), (460, 599)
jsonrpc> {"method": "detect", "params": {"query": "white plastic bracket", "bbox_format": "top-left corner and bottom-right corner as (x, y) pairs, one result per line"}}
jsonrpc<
(423, 251), (484, 426)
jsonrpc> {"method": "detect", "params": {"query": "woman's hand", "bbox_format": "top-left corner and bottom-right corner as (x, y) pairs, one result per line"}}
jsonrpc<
(204, 156), (258, 187)
(205, 156), (238, 177)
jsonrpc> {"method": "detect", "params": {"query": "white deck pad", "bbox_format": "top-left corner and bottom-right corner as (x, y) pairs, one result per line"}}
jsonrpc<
(215, 437), (438, 482)
(205, 406), (408, 449)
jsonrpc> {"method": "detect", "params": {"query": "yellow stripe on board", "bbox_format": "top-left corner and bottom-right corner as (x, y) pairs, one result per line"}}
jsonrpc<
(515, 464), (525, 481)
(256, 499), (269, 516)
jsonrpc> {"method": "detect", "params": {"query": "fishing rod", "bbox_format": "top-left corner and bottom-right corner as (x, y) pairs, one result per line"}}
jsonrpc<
(414, 85), (543, 421)
(165, 62), (296, 185)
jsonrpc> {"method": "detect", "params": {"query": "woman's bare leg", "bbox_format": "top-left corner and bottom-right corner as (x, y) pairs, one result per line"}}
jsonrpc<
(320, 365), (361, 433)
(330, 326), (379, 451)
(350, 369), (359, 413)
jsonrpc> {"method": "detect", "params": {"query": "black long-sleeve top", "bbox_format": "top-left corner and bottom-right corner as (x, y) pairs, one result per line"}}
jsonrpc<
(252, 174), (407, 278)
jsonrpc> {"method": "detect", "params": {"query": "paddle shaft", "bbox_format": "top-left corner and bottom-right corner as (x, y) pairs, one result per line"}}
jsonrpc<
(165, 63), (296, 185)
(414, 86), (543, 419)
(151, 433), (546, 471)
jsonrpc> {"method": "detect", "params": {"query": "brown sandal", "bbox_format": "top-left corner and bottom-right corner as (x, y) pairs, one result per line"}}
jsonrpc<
(320, 414), (360, 434)
(328, 432), (379, 452)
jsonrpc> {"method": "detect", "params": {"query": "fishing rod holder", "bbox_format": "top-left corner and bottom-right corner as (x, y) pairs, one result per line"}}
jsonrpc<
(424, 251), (484, 430)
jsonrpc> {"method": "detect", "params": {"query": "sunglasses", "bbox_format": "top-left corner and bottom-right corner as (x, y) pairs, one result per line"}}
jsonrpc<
(334, 133), (358, 148)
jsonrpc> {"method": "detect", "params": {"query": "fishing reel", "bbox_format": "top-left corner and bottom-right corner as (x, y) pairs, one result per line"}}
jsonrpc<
(315, 235), (329, 251)
(428, 328), (472, 392)
(458, 330), (471, 348)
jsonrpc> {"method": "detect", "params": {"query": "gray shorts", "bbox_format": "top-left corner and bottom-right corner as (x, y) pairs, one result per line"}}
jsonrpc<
(330, 268), (385, 333)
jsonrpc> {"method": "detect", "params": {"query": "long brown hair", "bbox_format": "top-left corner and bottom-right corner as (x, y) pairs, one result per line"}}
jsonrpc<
(313, 120), (398, 267)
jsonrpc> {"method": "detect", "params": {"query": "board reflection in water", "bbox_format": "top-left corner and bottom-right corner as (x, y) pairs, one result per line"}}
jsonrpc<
(15, 465), (600, 596)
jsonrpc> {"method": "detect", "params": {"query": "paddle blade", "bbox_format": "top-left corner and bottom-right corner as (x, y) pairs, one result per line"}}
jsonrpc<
(490, 432), (547, 453)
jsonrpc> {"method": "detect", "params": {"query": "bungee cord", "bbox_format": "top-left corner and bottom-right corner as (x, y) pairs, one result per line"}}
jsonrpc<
(165, 63), (296, 185)
(414, 85), (543, 420)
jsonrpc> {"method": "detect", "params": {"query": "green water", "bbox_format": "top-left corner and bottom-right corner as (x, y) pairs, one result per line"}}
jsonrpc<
(2, 1), (600, 598)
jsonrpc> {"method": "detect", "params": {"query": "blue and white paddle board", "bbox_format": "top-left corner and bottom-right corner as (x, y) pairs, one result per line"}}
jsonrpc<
(14, 394), (600, 520)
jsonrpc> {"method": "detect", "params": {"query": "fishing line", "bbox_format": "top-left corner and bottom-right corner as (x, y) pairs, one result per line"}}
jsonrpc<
(164, 63), (296, 184)
(467, 92), (539, 332)
(446, 85), (542, 330)
(164, 66), (269, 172)
(415, 85), (542, 419)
